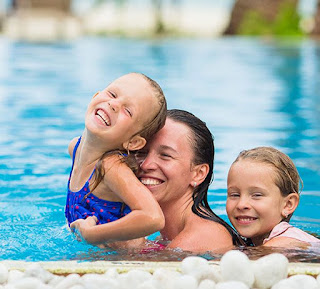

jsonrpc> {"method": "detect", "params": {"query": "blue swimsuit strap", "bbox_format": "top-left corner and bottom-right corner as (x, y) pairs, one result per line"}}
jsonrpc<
(69, 136), (95, 184)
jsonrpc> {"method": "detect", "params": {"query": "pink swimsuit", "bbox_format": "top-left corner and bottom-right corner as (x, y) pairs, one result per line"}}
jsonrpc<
(263, 222), (320, 245)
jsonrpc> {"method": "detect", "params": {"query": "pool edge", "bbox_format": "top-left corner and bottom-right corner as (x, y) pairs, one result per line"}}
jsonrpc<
(1, 260), (320, 276)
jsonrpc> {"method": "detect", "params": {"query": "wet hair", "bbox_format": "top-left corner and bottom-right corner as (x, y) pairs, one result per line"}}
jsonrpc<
(233, 146), (302, 222)
(90, 73), (167, 192)
(167, 109), (245, 246)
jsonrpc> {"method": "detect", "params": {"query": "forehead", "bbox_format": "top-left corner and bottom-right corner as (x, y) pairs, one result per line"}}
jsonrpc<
(108, 74), (152, 97)
(229, 159), (277, 183)
(148, 119), (193, 151)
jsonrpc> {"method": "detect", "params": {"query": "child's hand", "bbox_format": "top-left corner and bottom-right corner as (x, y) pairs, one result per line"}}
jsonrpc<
(70, 216), (98, 242)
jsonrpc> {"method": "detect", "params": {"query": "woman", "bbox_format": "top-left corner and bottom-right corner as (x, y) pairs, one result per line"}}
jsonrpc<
(136, 109), (243, 253)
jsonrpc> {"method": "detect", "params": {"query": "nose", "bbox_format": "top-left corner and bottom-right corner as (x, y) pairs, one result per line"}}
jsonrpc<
(139, 152), (157, 172)
(108, 99), (120, 112)
(236, 196), (250, 211)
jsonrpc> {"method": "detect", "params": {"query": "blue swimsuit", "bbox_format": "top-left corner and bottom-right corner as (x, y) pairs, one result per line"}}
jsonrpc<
(65, 137), (131, 226)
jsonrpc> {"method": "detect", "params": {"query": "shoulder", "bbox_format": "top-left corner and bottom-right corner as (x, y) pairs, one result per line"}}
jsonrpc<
(68, 137), (80, 157)
(264, 222), (320, 247)
(168, 214), (233, 253)
(101, 153), (131, 174)
(263, 236), (310, 249)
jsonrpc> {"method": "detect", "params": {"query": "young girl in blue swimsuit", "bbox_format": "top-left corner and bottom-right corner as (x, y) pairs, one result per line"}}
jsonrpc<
(65, 72), (167, 246)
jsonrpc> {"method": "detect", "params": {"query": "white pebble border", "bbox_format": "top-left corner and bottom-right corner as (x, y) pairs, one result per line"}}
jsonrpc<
(0, 251), (320, 289)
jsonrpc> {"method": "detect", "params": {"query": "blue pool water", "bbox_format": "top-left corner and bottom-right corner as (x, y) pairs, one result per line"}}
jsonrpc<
(0, 36), (319, 261)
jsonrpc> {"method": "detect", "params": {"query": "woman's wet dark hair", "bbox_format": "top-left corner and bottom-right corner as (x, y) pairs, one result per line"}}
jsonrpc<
(167, 109), (245, 246)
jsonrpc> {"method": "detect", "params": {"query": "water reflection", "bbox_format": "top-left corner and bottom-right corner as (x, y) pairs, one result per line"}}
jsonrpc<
(0, 37), (320, 261)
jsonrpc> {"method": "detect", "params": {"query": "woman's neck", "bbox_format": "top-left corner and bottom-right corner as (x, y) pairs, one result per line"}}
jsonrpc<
(160, 193), (193, 241)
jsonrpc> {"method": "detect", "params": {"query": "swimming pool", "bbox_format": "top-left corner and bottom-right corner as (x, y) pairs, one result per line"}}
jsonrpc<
(0, 36), (319, 261)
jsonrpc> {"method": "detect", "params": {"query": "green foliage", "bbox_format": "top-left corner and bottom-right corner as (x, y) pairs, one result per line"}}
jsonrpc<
(238, 0), (304, 36)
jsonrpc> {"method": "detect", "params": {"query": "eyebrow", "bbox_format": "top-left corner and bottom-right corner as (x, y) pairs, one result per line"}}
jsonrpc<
(159, 145), (177, 153)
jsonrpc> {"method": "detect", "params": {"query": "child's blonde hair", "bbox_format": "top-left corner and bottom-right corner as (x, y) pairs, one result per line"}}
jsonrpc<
(90, 73), (167, 192)
(233, 146), (303, 221)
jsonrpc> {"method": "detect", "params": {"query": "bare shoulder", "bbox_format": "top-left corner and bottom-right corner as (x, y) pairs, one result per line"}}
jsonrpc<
(68, 137), (80, 157)
(263, 236), (310, 249)
(101, 153), (132, 176)
(168, 215), (233, 253)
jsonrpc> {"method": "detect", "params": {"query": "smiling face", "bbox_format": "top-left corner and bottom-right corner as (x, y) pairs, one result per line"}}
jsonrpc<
(226, 159), (288, 245)
(85, 73), (159, 150)
(136, 118), (197, 205)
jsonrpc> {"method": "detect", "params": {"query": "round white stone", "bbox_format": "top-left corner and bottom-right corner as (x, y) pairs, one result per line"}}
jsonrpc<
(13, 277), (43, 289)
(171, 275), (198, 289)
(181, 256), (210, 281)
(0, 264), (8, 284)
(253, 253), (289, 289)
(272, 274), (318, 289)
(152, 268), (181, 289)
(24, 263), (54, 284)
(198, 279), (216, 289)
(68, 285), (86, 289)
(220, 250), (254, 287)
(82, 273), (119, 289)
(137, 279), (158, 289)
(47, 275), (64, 287)
(54, 273), (81, 289)
(7, 270), (24, 284)
(287, 274), (318, 289)
(215, 281), (249, 289)
(118, 269), (152, 289)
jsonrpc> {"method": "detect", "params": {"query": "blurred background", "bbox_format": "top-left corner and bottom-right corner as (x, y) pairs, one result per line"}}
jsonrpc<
(0, 0), (320, 261)
(0, 0), (319, 40)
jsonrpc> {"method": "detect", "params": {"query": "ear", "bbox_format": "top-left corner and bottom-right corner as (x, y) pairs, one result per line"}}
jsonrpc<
(190, 164), (209, 187)
(122, 135), (147, 151)
(282, 193), (299, 218)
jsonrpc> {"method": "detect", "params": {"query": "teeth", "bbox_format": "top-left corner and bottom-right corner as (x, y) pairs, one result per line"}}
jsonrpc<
(140, 178), (162, 186)
(237, 217), (256, 221)
(96, 109), (110, 126)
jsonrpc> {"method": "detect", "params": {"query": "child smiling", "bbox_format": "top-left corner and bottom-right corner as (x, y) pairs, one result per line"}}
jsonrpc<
(226, 146), (320, 247)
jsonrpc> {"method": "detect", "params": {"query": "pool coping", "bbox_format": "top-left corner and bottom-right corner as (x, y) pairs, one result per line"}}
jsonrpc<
(1, 260), (320, 276)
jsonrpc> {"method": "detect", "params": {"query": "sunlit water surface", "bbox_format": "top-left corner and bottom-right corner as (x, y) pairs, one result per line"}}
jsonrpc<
(0, 36), (319, 262)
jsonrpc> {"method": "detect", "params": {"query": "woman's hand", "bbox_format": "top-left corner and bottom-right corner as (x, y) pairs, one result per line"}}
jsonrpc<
(70, 216), (98, 242)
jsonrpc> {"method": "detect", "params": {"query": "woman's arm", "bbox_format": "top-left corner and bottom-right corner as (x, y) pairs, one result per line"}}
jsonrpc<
(70, 154), (165, 245)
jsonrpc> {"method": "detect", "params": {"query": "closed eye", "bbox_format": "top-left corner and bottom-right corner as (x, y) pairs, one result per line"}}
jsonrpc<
(252, 193), (263, 198)
(227, 192), (240, 198)
(160, 153), (172, 159)
(109, 91), (117, 98)
(125, 107), (132, 117)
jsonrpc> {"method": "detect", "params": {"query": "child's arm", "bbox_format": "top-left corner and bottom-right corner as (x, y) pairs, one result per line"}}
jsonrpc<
(70, 154), (165, 245)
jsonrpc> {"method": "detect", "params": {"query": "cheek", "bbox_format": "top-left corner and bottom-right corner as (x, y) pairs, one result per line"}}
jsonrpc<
(225, 201), (234, 215)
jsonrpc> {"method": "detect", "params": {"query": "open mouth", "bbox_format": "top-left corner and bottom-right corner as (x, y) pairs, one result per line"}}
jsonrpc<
(96, 109), (111, 126)
(140, 178), (163, 186)
(235, 216), (258, 223)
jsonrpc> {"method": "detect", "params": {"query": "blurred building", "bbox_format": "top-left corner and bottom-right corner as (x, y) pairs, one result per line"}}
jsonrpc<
(2, 0), (81, 42)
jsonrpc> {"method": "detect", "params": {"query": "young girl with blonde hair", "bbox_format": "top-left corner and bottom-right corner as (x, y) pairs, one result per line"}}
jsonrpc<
(65, 72), (167, 246)
(226, 146), (320, 247)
